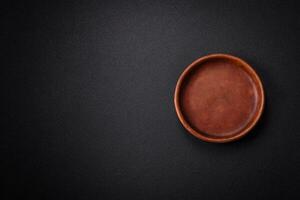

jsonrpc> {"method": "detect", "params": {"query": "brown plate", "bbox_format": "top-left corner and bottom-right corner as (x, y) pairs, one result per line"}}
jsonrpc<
(174, 54), (264, 143)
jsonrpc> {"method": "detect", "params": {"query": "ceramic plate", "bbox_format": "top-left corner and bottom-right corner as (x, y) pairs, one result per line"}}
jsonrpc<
(174, 54), (264, 143)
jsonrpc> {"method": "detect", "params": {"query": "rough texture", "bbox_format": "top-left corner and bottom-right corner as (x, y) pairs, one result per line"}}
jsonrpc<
(181, 58), (258, 137)
(3, 0), (300, 199)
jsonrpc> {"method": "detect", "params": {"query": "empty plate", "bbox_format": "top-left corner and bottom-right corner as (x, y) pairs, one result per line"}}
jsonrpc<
(174, 54), (264, 143)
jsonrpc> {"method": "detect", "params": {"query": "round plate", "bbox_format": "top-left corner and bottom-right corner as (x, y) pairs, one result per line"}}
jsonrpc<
(174, 54), (264, 143)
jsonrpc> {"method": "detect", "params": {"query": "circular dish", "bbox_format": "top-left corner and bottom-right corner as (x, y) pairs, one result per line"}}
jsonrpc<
(174, 54), (264, 143)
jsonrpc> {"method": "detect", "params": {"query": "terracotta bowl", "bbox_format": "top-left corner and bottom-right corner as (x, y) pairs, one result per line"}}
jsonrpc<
(174, 54), (264, 143)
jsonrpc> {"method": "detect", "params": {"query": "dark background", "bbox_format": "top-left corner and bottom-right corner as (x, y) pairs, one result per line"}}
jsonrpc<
(2, 0), (300, 199)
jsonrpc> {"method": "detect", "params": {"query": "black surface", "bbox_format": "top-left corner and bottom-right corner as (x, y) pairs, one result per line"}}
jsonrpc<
(2, 0), (300, 199)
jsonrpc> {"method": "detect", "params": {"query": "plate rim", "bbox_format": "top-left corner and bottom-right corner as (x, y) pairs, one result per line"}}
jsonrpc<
(174, 53), (265, 143)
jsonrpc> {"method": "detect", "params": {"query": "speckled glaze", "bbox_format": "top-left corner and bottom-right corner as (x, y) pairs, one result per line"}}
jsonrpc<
(174, 54), (264, 143)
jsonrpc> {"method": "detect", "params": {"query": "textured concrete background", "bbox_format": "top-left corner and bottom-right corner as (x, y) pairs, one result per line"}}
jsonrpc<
(3, 0), (300, 199)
